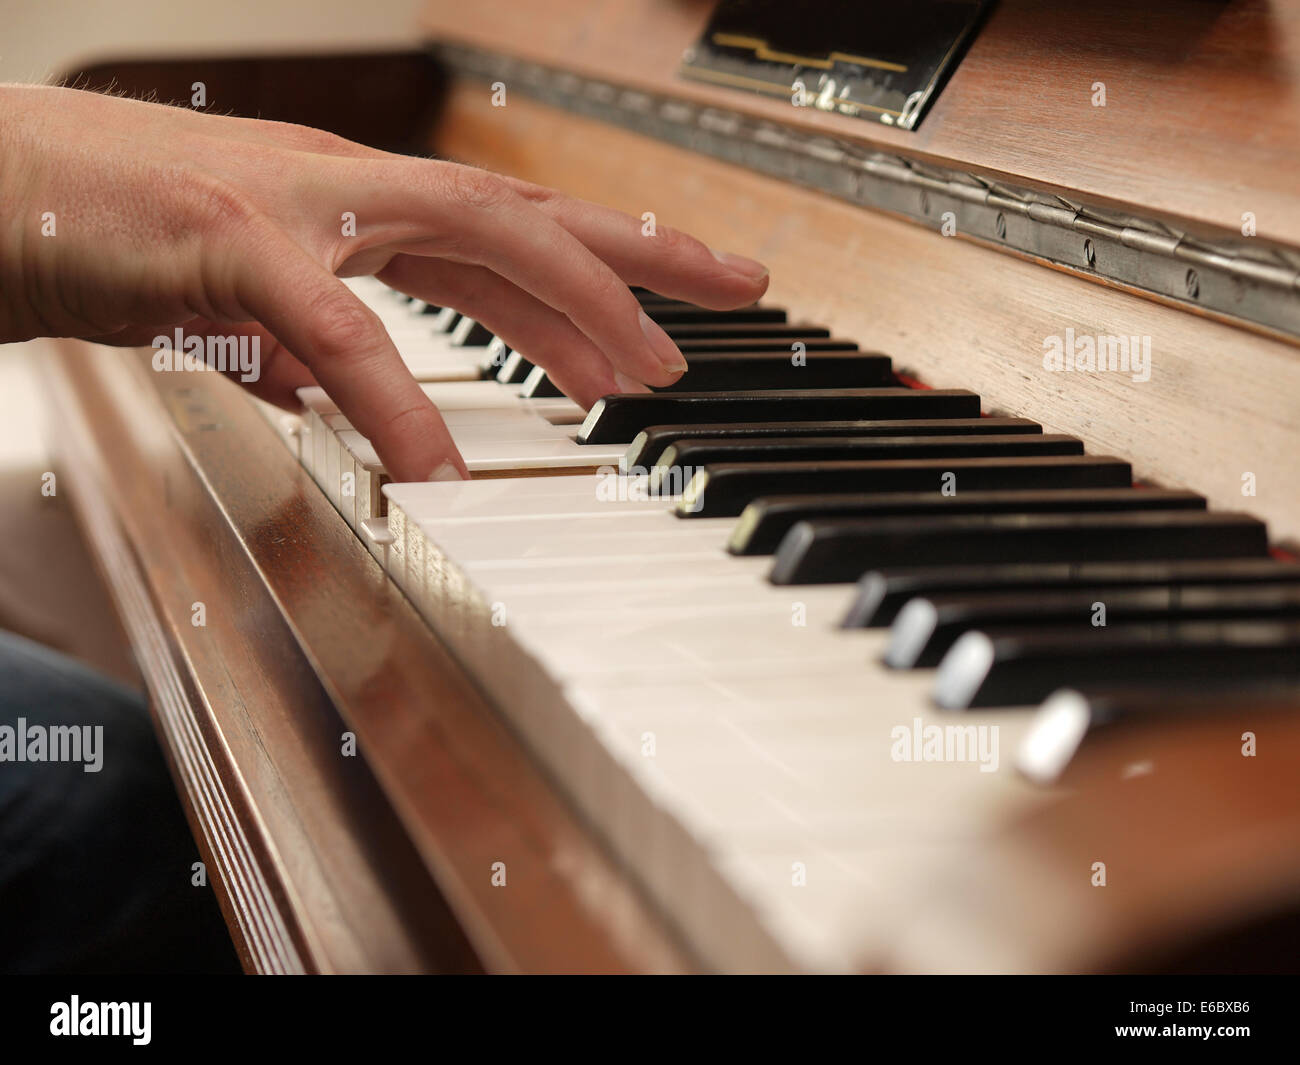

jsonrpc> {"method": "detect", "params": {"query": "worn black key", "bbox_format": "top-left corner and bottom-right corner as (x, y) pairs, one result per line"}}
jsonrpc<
(659, 435), (1083, 498)
(662, 323), (832, 341)
(770, 510), (1266, 584)
(933, 621), (1300, 709)
(662, 350), (889, 389)
(494, 349), (534, 383)
(520, 368), (566, 397)
(448, 317), (494, 347)
(672, 337), (859, 353)
(730, 488), (1205, 556)
(423, 307), (462, 334)
(578, 389), (982, 444)
(525, 351), (894, 398)
(625, 418), (1042, 468)
(1019, 683), (1300, 783)
(474, 338), (512, 378)
(888, 583), (1300, 668)
(523, 346), (877, 398)
(677, 454), (1131, 519)
(645, 306), (787, 325)
(660, 433), (1081, 476)
(631, 294), (715, 309)
(491, 327), (845, 384)
(844, 558), (1300, 628)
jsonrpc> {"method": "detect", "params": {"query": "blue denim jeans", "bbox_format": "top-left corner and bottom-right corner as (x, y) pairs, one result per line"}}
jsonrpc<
(0, 630), (238, 973)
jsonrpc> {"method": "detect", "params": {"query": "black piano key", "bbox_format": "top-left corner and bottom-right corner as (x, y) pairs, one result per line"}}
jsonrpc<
(645, 306), (788, 325)
(449, 318), (494, 347)
(888, 583), (1300, 668)
(491, 327), (844, 383)
(730, 487), (1206, 556)
(677, 454), (1131, 519)
(578, 389), (983, 444)
(660, 433), (1081, 474)
(664, 350), (890, 389)
(1019, 683), (1300, 784)
(844, 558), (1300, 628)
(494, 350), (533, 384)
(426, 308), (461, 334)
(625, 418), (1043, 468)
(663, 323), (832, 340)
(523, 348), (884, 399)
(770, 510), (1267, 584)
(933, 621), (1300, 709)
(672, 337), (859, 353)
(521, 368), (564, 398)
(476, 338), (512, 378)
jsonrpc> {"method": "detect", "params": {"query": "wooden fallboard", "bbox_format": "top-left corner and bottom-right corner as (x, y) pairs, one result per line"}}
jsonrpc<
(419, 0), (1300, 249)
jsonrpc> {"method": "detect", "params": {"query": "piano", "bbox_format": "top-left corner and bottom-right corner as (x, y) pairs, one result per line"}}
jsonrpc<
(38, 0), (1300, 973)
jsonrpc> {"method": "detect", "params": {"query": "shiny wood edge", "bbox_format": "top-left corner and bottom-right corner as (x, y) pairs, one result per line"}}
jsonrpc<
(432, 84), (1300, 545)
(882, 704), (1300, 973)
(420, 0), (1300, 249)
(40, 342), (691, 974)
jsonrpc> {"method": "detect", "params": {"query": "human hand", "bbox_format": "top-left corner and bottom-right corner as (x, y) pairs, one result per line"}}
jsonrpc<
(0, 84), (769, 480)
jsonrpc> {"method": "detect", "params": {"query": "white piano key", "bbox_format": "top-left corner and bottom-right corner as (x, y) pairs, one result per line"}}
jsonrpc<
(278, 298), (1067, 971)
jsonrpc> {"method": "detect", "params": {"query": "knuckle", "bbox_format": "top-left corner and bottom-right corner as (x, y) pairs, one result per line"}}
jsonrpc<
(587, 266), (630, 307)
(312, 290), (383, 355)
(266, 120), (358, 156)
(654, 224), (705, 260)
(182, 172), (259, 235)
(509, 180), (557, 206)
(440, 165), (512, 213)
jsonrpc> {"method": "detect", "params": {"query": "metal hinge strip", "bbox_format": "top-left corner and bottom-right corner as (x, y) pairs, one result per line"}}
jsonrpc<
(436, 43), (1300, 341)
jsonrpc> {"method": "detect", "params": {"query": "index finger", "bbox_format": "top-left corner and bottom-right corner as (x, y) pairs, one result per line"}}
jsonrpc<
(501, 176), (770, 308)
(232, 229), (466, 483)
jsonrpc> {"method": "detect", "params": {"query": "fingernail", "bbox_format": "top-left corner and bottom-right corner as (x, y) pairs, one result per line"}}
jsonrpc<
(428, 460), (467, 482)
(638, 309), (688, 375)
(613, 371), (653, 394)
(711, 248), (769, 280)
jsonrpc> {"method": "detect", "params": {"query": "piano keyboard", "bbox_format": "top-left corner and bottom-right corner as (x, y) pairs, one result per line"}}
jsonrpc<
(268, 274), (1300, 972)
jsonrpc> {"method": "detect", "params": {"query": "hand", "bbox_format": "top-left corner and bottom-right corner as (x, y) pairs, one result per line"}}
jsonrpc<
(0, 84), (769, 481)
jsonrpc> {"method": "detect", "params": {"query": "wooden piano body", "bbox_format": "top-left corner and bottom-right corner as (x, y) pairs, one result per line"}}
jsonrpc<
(41, 0), (1300, 971)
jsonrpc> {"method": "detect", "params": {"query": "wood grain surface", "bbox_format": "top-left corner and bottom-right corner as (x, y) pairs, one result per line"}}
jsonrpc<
(420, 0), (1300, 247)
(41, 343), (691, 973)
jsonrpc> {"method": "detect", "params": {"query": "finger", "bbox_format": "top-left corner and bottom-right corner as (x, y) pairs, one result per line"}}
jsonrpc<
(343, 160), (690, 388)
(209, 324), (320, 409)
(378, 255), (622, 407)
(500, 177), (769, 308)
(230, 230), (466, 481)
(91, 319), (319, 409)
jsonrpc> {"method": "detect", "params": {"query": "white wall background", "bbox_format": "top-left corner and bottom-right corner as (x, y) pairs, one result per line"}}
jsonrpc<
(0, 0), (425, 84)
